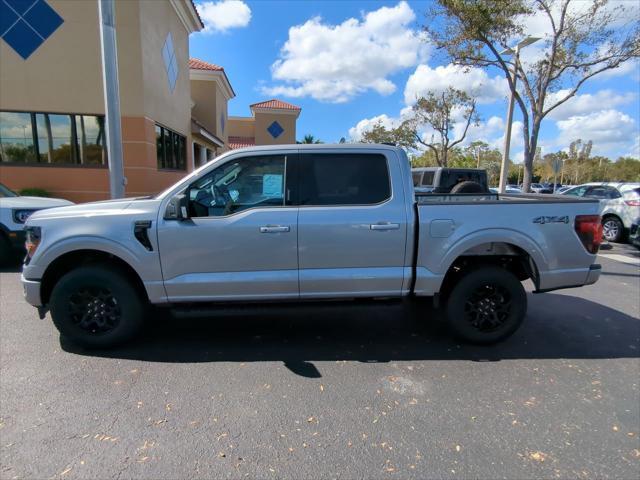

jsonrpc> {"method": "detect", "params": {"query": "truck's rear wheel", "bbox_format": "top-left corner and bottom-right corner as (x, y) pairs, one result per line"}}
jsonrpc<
(445, 267), (526, 344)
(49, 265), (145, 348)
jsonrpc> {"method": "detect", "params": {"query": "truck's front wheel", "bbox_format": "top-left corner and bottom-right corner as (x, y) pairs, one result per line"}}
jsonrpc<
(445, 267), (526, 344)
(49, 265), (145, 348)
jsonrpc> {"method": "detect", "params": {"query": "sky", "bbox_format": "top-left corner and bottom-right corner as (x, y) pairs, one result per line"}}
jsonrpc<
(189, 0), (640, 162)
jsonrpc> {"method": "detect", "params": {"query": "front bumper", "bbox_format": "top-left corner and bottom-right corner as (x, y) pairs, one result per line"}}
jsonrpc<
(21, 274), (42, 307)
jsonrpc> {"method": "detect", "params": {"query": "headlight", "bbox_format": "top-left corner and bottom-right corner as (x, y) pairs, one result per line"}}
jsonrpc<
(13, 209), (37, 224)
(25, 226), (41, 262)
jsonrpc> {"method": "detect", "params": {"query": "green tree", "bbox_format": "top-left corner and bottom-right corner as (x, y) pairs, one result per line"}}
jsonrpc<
(297, 134), (322, 144)
(362, 88), (479, 167)
(360, 121), (416, 149)
(424, 0), (640, 191)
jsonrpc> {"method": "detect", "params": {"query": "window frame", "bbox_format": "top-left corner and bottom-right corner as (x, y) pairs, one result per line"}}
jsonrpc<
(186, 153), (292, 219)
(0, 109), (108, 168)
(156, 123), (187, 171)
(293, 152), (393, 208)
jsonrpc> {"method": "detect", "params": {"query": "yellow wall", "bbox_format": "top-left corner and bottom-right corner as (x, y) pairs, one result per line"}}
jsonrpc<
(227, 117), (255, 138)
(191, 80), (217, 136)
(254, 111), (297, 145)
(0, 0), (196, 201)
(139, 0), (191, 137)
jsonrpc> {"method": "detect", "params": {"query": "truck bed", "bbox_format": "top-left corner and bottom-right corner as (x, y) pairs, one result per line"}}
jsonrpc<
(412, 192), (601, 295)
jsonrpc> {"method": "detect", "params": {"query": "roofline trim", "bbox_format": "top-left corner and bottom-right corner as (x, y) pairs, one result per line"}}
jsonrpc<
(170, 0), (203, 34)
(189, 69), (236, 99)
(250, 106), (301, 118)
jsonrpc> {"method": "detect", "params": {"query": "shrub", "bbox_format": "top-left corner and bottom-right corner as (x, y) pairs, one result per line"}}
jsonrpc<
(19, 188), (51, 197)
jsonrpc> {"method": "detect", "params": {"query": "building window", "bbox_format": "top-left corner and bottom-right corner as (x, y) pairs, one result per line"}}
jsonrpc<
(156, 124), (186, 170)
(0, 111), (107, 166)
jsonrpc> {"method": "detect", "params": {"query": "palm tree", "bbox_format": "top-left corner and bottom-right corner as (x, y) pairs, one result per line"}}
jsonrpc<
(297, 134), (322, 144)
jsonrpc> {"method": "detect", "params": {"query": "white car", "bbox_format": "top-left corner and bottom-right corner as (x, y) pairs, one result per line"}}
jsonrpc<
(0, 184), (73, 263)
(560, 182), (640, 242)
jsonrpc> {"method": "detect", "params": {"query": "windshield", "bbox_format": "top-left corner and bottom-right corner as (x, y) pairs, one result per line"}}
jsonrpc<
(0, 183), (18, 198)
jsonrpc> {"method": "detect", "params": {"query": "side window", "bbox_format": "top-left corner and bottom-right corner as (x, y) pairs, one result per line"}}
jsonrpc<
(606, 187), (621, 199)
(421, 171), (435, 186)
(189, 155), (286, 217)
(565, 186), (588, 196)
(585, 187), (609, 199)
(412, 172), (422, 186)
(299, 153), (391, 206)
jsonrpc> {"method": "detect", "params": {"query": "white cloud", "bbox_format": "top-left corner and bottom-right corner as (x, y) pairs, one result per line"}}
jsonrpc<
(262, 1), (429, 103)
(545, 89), (637, 120)
(196, 0), (251, 33)
(404, 64), (508, 106)
(556, 109), (638, 157)
(348, 114), (407, 141)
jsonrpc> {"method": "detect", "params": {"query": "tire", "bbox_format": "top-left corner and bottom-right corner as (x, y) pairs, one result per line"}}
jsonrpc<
(445, 266), (527, 344)
(49, 265), (145, 348)
(602, 216), (623, 243)
(450, 181), (486, 194)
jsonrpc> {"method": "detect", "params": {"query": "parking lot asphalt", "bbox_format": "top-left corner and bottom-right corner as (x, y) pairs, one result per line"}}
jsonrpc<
(1, 244), (639, 480)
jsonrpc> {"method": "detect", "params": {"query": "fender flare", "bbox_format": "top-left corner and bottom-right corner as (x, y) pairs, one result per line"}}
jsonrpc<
(33, 236), (148, 281)
(435, 228), (547, 276)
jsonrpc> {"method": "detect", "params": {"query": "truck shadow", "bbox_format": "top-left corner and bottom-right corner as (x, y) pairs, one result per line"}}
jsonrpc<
(61, 292), (640, 377)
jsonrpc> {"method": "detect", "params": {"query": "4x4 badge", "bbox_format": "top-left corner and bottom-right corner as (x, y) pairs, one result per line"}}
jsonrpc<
(533, 216), (569, 224)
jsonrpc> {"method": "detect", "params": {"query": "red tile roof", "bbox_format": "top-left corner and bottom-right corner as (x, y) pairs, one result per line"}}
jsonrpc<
(228, 136), (256, 149)
(250, 99), (301, 111)
(189, 58), (224, 71)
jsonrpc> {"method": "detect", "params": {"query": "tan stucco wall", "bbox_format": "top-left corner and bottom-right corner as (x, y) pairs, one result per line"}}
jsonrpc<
(0, 0), (145, 116)
(254, 111), (297, 145)
(191, 80), (217, 136)
(139, 0), (191, 137)
(0, 0), (195, 201)
(216, 86), (228, 145)
(227, 117), (255, 138)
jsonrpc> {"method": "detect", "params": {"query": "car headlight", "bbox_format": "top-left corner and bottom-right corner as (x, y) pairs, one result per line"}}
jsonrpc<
(25, 226), (42, 262)
(13, 209), (37, 224)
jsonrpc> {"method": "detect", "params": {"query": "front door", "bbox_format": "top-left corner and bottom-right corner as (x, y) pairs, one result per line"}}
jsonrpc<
(296, 151), (409, 298)
(157, 153), (298, 302)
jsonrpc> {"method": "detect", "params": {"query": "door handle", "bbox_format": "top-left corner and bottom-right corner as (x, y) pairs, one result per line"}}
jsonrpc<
(370, 222), (400, 231)
(260, 225), (290, 233)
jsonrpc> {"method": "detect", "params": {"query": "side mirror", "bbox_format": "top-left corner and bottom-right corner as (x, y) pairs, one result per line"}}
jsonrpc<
(164, 193), (189, 220)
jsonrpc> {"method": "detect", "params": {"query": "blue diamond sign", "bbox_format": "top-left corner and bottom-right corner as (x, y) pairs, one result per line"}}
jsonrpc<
(162, 32), (177, 92)
(1, 0), (63, 60)
(267, 121), (284, 139)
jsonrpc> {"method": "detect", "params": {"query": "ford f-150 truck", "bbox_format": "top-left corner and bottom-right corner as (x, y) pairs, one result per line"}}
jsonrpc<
(21, 144), (603, 348)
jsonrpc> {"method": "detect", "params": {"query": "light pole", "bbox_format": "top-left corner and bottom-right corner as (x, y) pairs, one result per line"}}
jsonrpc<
(498, 36), (540, 194)
(98, 0), (126, 199)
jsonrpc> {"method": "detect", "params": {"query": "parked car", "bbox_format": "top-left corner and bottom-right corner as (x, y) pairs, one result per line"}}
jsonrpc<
(22, 144), (602, 348)
(560, 182), (640, 242)
(489, 186), (522, 194)
(629, 219), (640, 249)
(530, 183), (552, 194)
(556, 185), (575, 194)
(0, 183), (73, 264)
(412, 167), (488, 193)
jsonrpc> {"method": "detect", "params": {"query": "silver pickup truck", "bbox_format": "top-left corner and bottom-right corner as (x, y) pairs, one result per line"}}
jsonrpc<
(21, 144), (602, 348)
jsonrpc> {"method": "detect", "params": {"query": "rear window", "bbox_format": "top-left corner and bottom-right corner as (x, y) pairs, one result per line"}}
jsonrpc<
(299, 153), (391, 206)
(412, 172), (422, 186)
(439, 171), (486, 191)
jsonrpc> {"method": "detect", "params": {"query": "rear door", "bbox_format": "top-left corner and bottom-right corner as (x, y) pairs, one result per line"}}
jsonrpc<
(296, 150), (409, 298)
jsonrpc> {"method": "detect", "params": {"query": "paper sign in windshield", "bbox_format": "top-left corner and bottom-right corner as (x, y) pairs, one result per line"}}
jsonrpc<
(263, 174), (283, 197)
